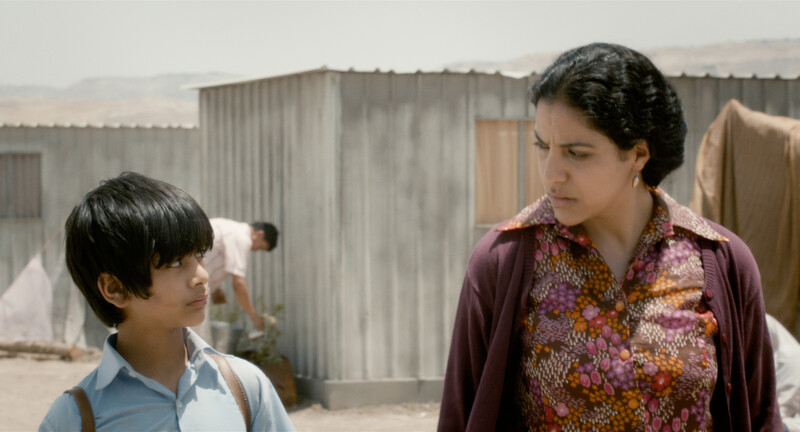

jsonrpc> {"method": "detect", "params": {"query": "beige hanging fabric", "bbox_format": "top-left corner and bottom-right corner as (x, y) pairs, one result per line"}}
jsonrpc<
(690, 99), (800, 334)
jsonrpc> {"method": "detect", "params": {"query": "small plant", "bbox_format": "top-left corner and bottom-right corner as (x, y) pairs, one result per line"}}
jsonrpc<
(236, 303), (285, 365)
(235, 299), (297, 407)
(210, 293), (242, 325)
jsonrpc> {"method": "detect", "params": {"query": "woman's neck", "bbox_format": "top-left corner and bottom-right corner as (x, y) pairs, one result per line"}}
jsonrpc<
(114, 325), (188, 394)
(582, 186), (654, 280)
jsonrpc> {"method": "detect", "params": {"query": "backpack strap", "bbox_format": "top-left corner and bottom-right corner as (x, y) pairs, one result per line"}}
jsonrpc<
(63, 356), (251, 432)
(209, 353), (252, 432)
(65, 386), (95, 432)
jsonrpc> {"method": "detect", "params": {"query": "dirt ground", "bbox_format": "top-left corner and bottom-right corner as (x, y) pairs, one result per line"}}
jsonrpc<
(0, 354), (440, 432)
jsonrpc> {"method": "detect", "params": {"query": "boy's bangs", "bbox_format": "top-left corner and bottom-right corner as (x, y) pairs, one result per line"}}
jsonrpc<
(150, 197), (214, 268)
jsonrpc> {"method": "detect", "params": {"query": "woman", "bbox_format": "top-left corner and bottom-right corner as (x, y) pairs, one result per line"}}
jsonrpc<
(439, 43), (781, 431)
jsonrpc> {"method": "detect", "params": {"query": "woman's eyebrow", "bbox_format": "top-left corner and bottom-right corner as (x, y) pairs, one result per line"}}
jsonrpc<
(533, 130), (594, 148)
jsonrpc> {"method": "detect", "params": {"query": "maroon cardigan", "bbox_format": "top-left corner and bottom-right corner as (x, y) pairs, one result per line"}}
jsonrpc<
(438, 220), (782, 431)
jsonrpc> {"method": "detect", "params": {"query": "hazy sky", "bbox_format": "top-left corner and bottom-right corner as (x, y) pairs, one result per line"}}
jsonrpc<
(2, 0), (800, 87)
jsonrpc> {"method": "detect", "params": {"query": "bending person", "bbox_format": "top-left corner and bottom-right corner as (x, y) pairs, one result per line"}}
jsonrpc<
(193, 218), (279, 342)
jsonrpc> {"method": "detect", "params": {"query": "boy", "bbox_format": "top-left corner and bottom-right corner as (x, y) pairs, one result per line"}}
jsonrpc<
(39, 172), (294, 431)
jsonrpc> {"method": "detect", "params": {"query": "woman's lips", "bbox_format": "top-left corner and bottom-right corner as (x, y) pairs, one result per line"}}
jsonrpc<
(548, 194), (575, 208)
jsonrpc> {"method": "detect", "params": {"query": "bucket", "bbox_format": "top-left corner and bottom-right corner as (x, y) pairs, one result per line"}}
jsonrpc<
(210, 321), (244, 354)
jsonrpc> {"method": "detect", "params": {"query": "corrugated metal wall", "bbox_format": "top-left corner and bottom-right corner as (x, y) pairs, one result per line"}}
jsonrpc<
(337, 72), (533, 381)
(198, 71), (342, 380)
(0, 125), (201, 346)
(196, 71), (800, 389)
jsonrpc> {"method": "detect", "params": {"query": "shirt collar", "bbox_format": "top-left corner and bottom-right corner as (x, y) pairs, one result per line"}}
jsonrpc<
(95, 332), (128, 390)
(497, 187), (728, 243)
(654, 189), (728, 242)
(94, 328), (220, 391)
(184, 327), (219, 364)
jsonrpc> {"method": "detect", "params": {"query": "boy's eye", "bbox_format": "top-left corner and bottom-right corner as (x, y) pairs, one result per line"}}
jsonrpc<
(167, 259), (182, 268)
(533, 141), (549, 150)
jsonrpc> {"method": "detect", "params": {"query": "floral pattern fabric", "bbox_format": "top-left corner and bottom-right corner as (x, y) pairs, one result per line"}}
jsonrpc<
(501, 189), (728, 432)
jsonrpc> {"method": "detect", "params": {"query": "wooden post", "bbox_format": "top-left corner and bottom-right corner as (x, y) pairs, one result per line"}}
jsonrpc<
(0, 340), (83, 360)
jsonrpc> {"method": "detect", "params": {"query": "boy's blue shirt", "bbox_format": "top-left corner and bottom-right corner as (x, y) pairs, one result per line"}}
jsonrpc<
(39, 328), (295, 432)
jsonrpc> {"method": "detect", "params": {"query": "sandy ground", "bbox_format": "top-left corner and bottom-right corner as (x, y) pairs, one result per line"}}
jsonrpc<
(0, 354), (439, 432)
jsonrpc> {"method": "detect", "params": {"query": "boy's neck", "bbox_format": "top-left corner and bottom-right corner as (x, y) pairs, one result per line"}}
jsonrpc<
(114, 325), (188, 395)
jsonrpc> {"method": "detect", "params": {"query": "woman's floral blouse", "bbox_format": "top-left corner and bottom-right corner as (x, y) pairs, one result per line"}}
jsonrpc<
(499, 188), (728, 432)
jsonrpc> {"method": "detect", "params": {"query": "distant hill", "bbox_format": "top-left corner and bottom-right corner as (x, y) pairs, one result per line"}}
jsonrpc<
(0, 73), (239, 126)
(446, 39), (800, 77)
(2, 39), (799, 126)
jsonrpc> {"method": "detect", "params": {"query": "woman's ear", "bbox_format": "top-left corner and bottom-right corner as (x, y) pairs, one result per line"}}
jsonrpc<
(97, 273), (129, 308)
(633, 140), (651, 171)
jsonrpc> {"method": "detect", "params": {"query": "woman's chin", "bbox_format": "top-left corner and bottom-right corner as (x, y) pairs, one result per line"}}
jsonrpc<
(553, 210), (583, 227)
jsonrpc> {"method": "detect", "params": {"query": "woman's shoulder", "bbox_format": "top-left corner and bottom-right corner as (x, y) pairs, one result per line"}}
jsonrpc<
(463, 224), (536, 307)
(697, 217), (758, 268)
(470, 224), (530, 268)
(695, 217), (763, 303)
(470, 197), (552, 267)
(659, 190), (756, 271)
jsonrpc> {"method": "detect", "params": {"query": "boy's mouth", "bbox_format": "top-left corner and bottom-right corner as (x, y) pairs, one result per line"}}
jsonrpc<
(188, 292), (208, 307)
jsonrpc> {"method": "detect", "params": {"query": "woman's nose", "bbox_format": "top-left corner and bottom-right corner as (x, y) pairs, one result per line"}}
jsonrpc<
(540, 152), (567, 185)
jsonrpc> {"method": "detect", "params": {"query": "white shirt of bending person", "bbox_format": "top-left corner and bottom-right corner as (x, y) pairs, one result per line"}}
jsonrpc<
(766, 313), (800, 432)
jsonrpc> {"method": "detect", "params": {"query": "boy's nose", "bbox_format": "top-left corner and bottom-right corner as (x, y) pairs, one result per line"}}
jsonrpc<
(194, 260), (209, 286)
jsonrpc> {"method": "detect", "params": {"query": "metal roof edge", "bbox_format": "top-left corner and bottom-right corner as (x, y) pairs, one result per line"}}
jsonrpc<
(186, 66), (800, 88)
(185, 66), (540, 89)
(183, 66), (334, 90)
(665, 71), (800, 80)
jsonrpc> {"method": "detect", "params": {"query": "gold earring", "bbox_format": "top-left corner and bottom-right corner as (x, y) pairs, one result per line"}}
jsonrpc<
(632, 173), (640, 189)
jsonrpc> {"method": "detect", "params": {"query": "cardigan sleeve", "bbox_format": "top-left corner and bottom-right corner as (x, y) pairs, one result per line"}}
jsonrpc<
(438, 226), (531, 432)
(438, 237), (497, 432)
(709, 222), (783, 431)
(731, 237), (784, 431)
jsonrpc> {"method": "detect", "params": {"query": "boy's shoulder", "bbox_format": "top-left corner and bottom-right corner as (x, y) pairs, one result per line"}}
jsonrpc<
(38, 369), (99, 431)
(224, 353), (265, 376)
(221, 354), (296, 431)
(222, 354), (272, 400)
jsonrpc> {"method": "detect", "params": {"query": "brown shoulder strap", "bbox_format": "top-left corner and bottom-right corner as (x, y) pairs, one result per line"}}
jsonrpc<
(210, 353), (251, 432)
(65, 386), (95, 432)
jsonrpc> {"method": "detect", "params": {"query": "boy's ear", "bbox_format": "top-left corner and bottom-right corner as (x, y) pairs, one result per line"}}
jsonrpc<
(97, 273), (129, 308)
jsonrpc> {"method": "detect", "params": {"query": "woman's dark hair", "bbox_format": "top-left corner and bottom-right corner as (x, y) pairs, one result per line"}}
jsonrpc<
(529, 42), (687, 186)
(251, 221), (279, 251)
(65, 172), (213, 327)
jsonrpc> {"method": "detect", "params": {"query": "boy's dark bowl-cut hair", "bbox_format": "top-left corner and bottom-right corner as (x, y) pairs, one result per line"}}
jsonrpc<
(251, 221), (279, 251)
(529, 42), (687, 187)
(65, 172), (213, 327)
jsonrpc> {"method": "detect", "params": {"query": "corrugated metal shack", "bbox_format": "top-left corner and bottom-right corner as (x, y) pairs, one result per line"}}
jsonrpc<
(0, 123), (201, 347)
(192, 68), (800, 408)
